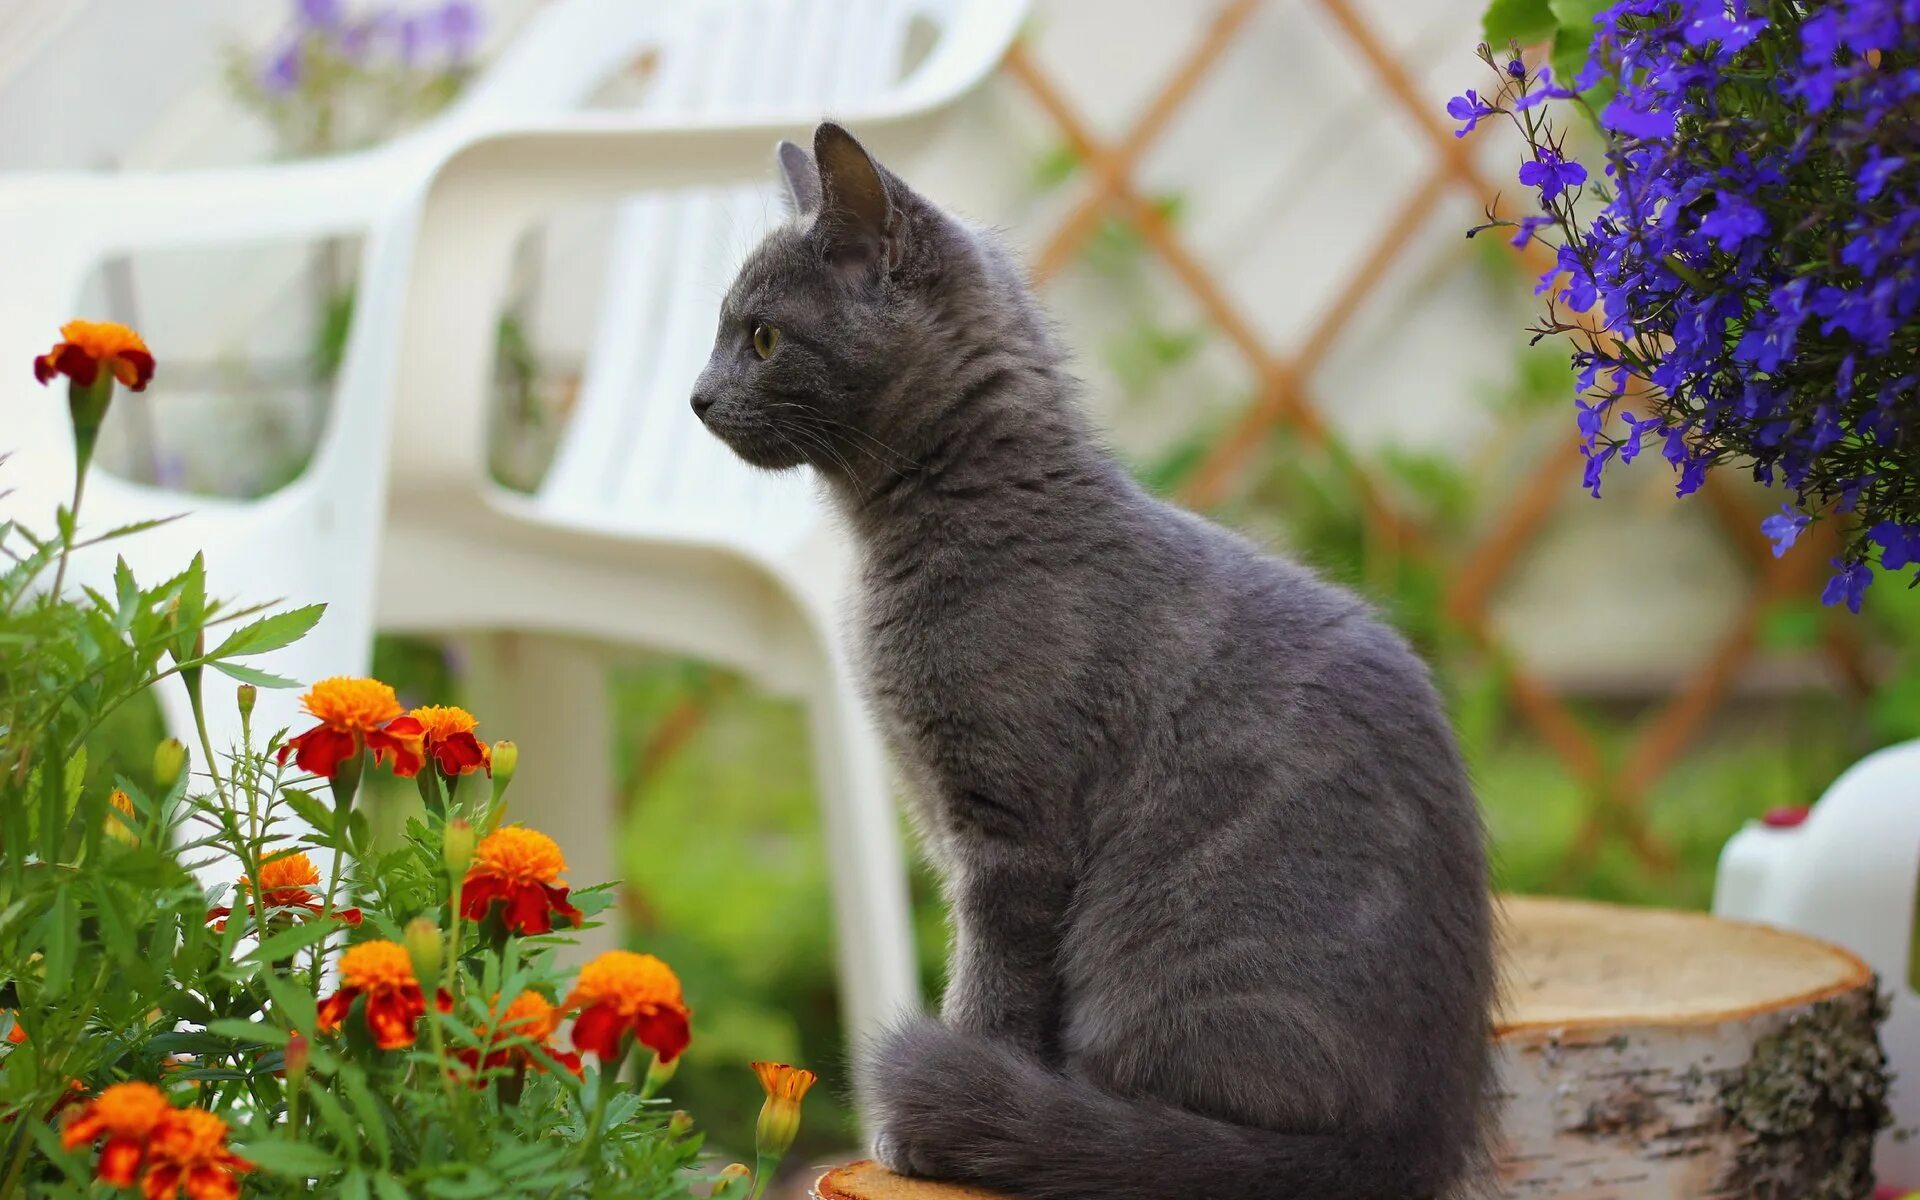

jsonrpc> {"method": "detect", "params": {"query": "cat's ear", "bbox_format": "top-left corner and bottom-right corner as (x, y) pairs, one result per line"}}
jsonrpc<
(813, 121), (901, 277)
(776, 139), (821, 216)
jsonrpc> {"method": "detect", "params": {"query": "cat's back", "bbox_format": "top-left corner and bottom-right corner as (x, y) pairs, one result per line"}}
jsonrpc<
(1137, 494), (1477, 834)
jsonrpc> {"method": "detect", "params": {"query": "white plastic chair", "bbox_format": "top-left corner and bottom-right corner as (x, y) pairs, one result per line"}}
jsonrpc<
(1712, 740), (1920, 1186)
(0, 0), (1027, 1055)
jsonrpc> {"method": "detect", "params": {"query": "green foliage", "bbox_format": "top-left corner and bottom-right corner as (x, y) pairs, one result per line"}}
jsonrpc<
(1479, 0), (1614, 106)
(1482, 0), (1558, 48)
(0, 378), (795, 1197)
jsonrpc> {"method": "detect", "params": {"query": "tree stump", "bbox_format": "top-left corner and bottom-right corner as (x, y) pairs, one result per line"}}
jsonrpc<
(814, 897), (1889, 1200)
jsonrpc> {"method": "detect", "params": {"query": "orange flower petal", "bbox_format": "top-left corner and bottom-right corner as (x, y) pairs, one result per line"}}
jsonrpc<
(459, 874), (506, 923)
(279, 724), (358, 778)
(315, 987), (358, 1035)
(98, 1135), (146, 1187)
(141, 1162), (182, 1200)
(429, 730), (490, 776)
(367, 723), (424, 779)
(570, 1003), (625, 1060)
(363, 987), (427, 1050)
(633, 1005), (692, 1063)
(113, 349), (155, 392)
(60, 1111), (103, 1150)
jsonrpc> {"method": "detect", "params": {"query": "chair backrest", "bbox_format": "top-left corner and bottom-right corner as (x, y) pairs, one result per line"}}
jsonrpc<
(533, 0), (942, 556)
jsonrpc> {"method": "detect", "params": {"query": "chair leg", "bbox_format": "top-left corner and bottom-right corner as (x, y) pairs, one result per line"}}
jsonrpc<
(460, 631), (621, 965)
(805, 662), (923, 1089)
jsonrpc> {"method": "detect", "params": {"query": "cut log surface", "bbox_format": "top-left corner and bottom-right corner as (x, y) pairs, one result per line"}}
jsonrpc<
(815, 896), (1889, 1200)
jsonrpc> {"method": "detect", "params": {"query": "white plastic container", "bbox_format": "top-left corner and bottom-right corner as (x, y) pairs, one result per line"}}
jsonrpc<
(1713, 738), (1920, 1187)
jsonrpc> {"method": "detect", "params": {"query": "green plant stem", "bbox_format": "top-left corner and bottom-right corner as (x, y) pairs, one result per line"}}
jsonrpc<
(44, 461), (87, 607)
(578, 1041), (632, 1166)
(0, 1124), (32, 1200)
(747, 1153), (779, 1200)
(423, 992), (473, 1155)
(189, 690), (273, 939)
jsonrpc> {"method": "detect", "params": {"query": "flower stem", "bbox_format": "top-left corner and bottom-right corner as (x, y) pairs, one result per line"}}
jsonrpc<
(0, 1123), (32, 1200)
(747, 1154), (779, 1200)
(44, 458), (87, 606)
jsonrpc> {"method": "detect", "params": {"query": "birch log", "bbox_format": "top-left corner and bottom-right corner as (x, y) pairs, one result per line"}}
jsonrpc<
(814, 897), (1889, 1200)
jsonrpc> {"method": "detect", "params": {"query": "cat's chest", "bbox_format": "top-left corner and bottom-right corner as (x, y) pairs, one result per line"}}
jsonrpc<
(851, 559), (1006, 754)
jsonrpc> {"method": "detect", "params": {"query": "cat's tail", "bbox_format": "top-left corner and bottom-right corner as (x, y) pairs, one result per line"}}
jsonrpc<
(863, 1018), (1479, 1200)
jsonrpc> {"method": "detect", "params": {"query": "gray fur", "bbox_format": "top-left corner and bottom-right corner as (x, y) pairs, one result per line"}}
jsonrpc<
(691, 122), (1497, 1200)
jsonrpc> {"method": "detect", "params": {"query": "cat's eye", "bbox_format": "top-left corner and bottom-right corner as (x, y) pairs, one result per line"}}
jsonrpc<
(752, 322), (781, 359)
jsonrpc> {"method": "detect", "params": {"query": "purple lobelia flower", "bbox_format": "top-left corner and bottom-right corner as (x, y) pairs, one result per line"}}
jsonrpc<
(1697, 193), (1767, 252)
(261, 40), (304, 93)
(1822, 560), (1872, 613)
(437, 1), (483, 62)
(1514, 67), (1576, 111)
(1448, 89), (1498, 137)
(1761, 505), (1811, 557)
(1456, 0), (1920, 609)
(297, 0), (347, 29)
(1519, 148), (1588, 204)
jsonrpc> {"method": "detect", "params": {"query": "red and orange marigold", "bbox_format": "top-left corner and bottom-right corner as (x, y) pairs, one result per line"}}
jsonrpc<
(277, 676), (424, 779)
(60, 1082), (173, 1189)
(565, 950), (691, 1064)
(34, 319), (154, 391)
(141, 1106), (252, 1200)
(460, 826), (582, 935)
(317, 940), (446, 1051)
(459, 990), (581, 1076)
(206, 850), (361, 931)
(405, 705), (491, 777)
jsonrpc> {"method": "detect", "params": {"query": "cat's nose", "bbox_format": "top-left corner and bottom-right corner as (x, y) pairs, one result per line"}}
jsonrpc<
(690, 391), (716, 420)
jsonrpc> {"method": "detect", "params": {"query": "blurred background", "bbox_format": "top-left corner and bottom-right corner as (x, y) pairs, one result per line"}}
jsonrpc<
(11, 0), (1920, 1177)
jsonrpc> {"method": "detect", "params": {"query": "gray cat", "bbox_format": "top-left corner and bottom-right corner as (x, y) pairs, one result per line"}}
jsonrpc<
(692, 122), (1496, 1200)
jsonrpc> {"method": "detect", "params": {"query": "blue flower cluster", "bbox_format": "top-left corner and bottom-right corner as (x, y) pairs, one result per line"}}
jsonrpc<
(1458, 1), (1920, 611)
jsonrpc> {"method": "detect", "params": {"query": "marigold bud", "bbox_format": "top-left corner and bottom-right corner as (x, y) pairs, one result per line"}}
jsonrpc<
(152, 738), (188, 790)
(404, 917), (444, 985)
(285, 1032), (310, 1080)
(712, 1164), (752, 1197)
(642, 1050), (679, 1098)
(443, 819), (476, 877)
(105, 789), (138, 845)
(490, 741), (518, 788)
(236, 683), (257, 720)
(668, 1110), (694, 1137)
(751, 1061), (816, 1163)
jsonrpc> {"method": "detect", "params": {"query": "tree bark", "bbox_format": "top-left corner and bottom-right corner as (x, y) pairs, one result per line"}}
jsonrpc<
(815, 897), (1889, 1200)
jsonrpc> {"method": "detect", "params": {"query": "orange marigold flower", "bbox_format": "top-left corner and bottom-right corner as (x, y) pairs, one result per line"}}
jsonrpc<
(4, 1010), (24, 1045)
(34, 320), (154, 392)
(751, 1061), (817, 1160)
(460, 826), (582, 936)
(458, 991), (580, 1076)
(276, 677), (424, 780)
(408, 705), (491, 777)
(565, 950), (691, 1064)
(751, 1061), (817, 1104)
(140, 1106), (252, 1200)
(61, 1081), (172, 1189)
(316, 940), (447, 1051)
(205, 850), (361, 931)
